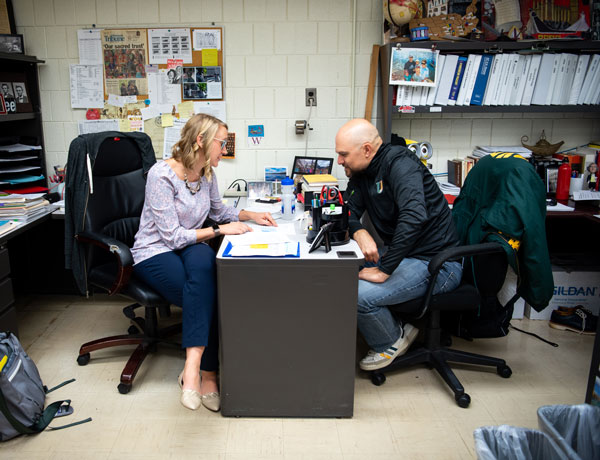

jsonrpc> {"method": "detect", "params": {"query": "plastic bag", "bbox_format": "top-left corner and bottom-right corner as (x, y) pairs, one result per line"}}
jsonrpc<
(474, 425), (568, 460)
(537, 404), (600, 460)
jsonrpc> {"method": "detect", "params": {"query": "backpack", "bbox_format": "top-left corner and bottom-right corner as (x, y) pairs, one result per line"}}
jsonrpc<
(0, 332), (91, 441)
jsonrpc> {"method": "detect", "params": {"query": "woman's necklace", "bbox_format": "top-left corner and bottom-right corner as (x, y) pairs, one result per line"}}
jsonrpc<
(183, 172), (201, 195)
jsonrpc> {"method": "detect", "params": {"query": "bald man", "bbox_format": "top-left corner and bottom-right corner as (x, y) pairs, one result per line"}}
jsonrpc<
(335, 119), (462, 371)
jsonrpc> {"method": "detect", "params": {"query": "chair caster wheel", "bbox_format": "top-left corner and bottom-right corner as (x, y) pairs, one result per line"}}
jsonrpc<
(497, 364), (512, 378)
(77, 353), (90, 366)
(370, 372), (386, 386)
(128, 325), (139, 335)
(455, 393), (470, 408)
(118, 383), (131, 394)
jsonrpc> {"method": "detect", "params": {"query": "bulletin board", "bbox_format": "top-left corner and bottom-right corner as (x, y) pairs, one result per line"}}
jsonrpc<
(100, 27), (224, 102)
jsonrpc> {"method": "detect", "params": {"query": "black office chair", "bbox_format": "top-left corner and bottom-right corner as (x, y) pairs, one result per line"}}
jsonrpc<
(368, 242), (513, 408)
(70, 136), (181, 394)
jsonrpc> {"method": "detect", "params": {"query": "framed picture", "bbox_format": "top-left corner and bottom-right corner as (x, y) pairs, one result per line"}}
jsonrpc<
(0, 93), (6, 115)
(0, 80), (16, 112)
(264, 166), (287, 182)
(389, 47), (439, 87)
(0, 33), (23, 54)
(0, 73), (31, 112)
(291, 156), (334, 179)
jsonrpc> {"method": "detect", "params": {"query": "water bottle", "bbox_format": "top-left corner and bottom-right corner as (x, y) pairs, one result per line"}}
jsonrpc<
(281, 176), (295, 220)
(556, 157), (571, 201)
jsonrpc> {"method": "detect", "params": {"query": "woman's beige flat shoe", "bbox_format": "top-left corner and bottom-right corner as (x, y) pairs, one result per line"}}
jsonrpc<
(201, 392), (221, 412)
(181, 389), (202, 410)
(178, 371), (201, 410)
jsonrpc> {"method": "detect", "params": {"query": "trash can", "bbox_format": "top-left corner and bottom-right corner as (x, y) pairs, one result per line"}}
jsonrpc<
(474, 425), (568, 460)
(537, 404), (600, 460)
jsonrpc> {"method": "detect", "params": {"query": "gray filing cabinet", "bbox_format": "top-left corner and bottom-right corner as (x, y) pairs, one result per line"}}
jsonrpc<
(0, 246), (17, 336)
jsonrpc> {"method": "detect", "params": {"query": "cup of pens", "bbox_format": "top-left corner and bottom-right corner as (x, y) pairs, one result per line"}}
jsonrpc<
(50, 165), (66, 199)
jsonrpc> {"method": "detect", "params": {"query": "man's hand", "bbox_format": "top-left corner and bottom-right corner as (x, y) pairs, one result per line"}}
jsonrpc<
(353, 229), (379, 263)
(358, 267), (389, 283)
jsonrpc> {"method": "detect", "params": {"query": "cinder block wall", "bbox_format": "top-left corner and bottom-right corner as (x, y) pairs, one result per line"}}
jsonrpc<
(12, 0), (600, 191)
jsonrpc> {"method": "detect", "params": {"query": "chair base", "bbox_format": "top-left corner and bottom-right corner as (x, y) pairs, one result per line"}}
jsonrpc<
(77, 303), (181, 394)
(369, 345), (512, 408)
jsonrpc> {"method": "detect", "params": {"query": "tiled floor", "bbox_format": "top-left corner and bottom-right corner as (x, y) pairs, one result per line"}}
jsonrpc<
(3, 294), (594, 459)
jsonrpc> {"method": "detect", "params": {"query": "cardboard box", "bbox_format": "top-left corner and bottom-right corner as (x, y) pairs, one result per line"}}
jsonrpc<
(525, 268), (600, 320)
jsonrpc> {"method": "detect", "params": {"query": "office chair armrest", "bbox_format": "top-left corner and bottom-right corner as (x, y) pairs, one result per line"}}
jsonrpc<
(415, 242), (505, 319)
(427, 242), (505, 277)
(75, 230), (133, 295)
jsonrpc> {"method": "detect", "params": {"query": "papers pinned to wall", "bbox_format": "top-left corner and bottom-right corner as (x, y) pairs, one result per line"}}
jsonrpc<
(77, 29), (103, 65)
(69, 64), (104, 109)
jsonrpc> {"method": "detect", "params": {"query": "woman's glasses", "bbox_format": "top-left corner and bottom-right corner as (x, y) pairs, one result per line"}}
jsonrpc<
(213, 138), (228, 150)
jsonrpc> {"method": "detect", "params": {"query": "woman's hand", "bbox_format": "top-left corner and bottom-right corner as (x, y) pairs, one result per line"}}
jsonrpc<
(238, 210), (277, 227)
(252, 212), (277, 227)
(220, 222), (252, 235)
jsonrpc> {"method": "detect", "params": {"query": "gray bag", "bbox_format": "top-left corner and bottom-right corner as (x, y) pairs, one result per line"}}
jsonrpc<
(0, 332), (90, 441)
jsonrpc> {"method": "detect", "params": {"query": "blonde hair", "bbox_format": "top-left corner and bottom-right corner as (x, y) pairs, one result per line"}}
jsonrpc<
(171, 113), (228, 181)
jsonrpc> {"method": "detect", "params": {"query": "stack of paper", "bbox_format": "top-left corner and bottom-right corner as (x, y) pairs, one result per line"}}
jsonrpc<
(0, 192), (52, 221)
(471, 146), (532, 158)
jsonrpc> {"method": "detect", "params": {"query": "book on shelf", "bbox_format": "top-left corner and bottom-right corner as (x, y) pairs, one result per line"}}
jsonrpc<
(427, 54), (445, 106)
(510, 55), (529, 106)
(502, 54), (520, 106)
(456, 54), (476, 106)
(463, 54), (482, 106)
(545, 54), (562, 105)
(471, 54), (493, 106)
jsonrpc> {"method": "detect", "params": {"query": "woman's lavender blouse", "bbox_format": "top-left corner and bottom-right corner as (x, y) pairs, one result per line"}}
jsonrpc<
(131, 161), (239, 265)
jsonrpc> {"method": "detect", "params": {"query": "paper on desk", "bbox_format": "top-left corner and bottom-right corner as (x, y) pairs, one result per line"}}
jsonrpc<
(547, 202), (574, 212)
(572, 190), (600, 201)
(227, 231), (296, 257)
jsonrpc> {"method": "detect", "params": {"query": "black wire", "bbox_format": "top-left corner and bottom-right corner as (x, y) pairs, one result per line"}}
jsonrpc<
(509, 323), (559, 347)
(226, 179), (247, 191)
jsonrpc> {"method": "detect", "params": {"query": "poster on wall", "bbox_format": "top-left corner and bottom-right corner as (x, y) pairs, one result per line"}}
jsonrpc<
(148, 28), (192, 65)
(101, 29), (148, 97)
(192, 29), (221, 50)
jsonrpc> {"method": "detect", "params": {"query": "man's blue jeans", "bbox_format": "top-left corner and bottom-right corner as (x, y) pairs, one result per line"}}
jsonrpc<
(358, 256), (463, 352)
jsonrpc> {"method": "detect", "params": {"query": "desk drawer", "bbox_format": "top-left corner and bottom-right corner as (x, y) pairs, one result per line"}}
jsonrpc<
(0, 248), (9, 280)
(0, 277), (15, 310)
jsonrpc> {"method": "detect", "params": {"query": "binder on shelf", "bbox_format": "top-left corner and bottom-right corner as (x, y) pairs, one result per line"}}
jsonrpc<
(550, 53), (569, 105)
(568, 54), (591, 105)
(448, 56), (468, 105)
(471, 54), (493, 106)
(531, 53), (556, 105)
(420, 86), (430, 106)
(502, 54), (520, 105)
(464, 54), (482, 106)
(456, 54), (476, 106)
(483, 54), (502, 106)
(578, 54), (600, 105)
(544, 54), (562, 105)
(427, 54), (445, 106)
(521, 54), (542, 106)
(434, 54), (457, 106)
(559, 54), (578, 105)
(584, 60), (600, 104)
(510, 55), (529, 106)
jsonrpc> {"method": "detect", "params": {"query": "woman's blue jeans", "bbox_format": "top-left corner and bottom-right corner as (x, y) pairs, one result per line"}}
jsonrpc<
(133, 243), (219, 371)
(358, 255), (463, 352)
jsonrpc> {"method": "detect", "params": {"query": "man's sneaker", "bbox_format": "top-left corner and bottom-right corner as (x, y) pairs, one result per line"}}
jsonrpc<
(359, 323), (419, 371)
(549, 306), (598, 335)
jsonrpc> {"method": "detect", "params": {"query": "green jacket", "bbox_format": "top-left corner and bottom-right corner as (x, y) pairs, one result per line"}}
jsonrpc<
(452, 153), (553, 311)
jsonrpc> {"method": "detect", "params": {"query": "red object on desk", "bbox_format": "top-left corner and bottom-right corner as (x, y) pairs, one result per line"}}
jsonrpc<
(1, 185), (49, 194)
(444, 194), (457, 205)
(556, 158), (571, 201)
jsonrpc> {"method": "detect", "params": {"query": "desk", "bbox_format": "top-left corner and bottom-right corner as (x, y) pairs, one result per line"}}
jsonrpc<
(216, 227), (364, 417)
(0, 207), (55, 336)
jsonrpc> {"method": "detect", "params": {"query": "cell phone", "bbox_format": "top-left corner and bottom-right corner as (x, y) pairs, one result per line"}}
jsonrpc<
(336, 251), (357, 258)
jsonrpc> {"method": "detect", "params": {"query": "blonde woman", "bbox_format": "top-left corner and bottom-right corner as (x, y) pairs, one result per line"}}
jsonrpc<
(131, 114), (276, 411)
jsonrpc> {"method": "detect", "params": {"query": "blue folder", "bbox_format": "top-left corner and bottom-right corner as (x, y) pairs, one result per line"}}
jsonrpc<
(222, 241), (300, 258)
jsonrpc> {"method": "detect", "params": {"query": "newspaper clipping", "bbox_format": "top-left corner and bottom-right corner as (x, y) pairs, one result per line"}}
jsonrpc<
(101, 29), (148, 96)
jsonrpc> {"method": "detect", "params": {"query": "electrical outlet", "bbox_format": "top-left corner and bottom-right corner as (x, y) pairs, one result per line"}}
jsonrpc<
(305, 88), (317, 106)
